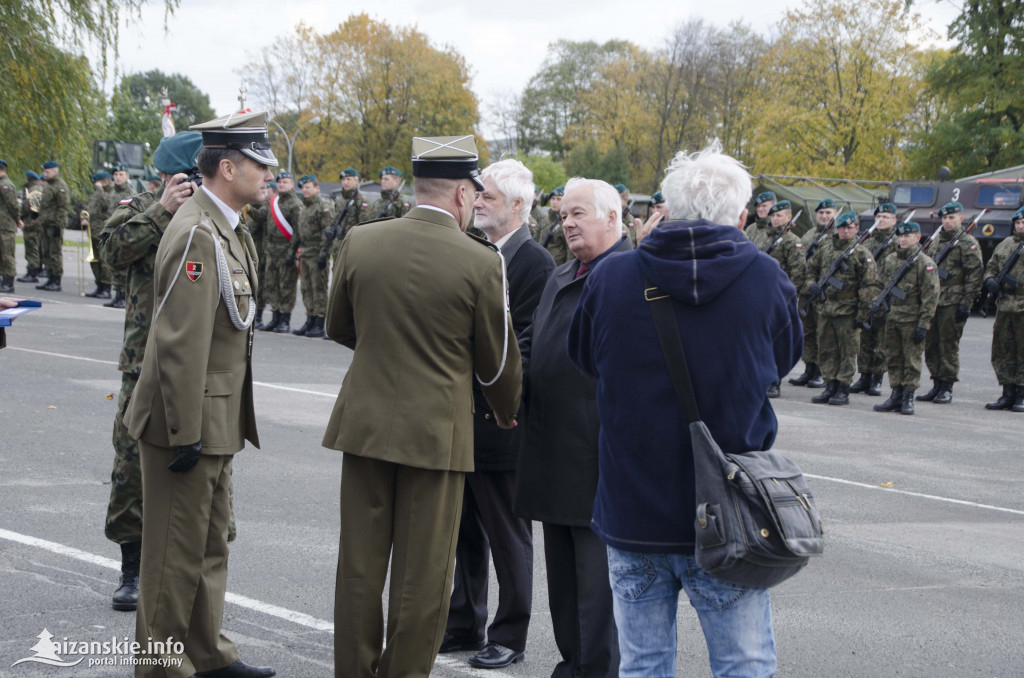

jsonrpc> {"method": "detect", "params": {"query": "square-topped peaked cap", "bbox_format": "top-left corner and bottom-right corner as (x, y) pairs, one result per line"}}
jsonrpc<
(411, 135), (484, 191)
(191, 110), (278, 167)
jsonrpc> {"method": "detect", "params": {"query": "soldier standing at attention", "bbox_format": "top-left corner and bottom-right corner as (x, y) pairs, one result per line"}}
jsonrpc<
(850, 203), (899, 396)
(918, 201), (984, 404)
(371, 166), (411, 220)
(35, 161), (70, 292)
(982, 207), (1024, 412)
(245, 186), (270, 329)
(293, 174), (334, 338)
(761, 200), (807, 398)
(104, 163), (138, 308)
(745, 191), (776, 242)
(123, 111), (276, 678)
(806, 210), (878, 405)
(328, 168), (368, 262)
(873, 221), (940, 415)
(540, 185), (570, 265)
(16, 170), (45, 283)
(258, 171), (302, 334)
(83, 171), (115, 299)
(0, 159), (19, 293)
(791, 199), (837, 388)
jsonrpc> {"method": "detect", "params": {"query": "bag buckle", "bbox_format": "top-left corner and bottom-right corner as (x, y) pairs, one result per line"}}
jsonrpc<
(644, 286), (669, 301)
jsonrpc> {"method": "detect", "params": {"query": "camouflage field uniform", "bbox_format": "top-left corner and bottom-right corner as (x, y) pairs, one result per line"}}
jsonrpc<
(540, 211), (570, 266)
(529, 204), (549, 242)
(923, 229), (984, 383)
(245, 201), (268, 315)
(298, 192), (335, 319)
(761, 224), (807, 290)
(807, 235), (878, 385)
(369, 189), (411, 220)
(744, 216), (770, 243)
(0, 174), (18, 280)
(86, 186), (114, 286)
(20, 179), (44, 274)
(39, 175), (71, 278)
(878, 248), (940, 391)
(108, 182), (135, 290)
(857, 229), (899, 376)
(986, 233), (1024, 387)
(797, 225), (833, 369)
(264, 190), (302, 315)
(330, 188), (369, 260)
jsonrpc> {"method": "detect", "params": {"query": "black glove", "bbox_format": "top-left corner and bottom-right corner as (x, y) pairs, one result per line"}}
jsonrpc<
(168, 441), (202, 473)
(51, 225), (61, 238)
(955, 304), (970, 322)
(857, 320), (872, 332)
(317, 252), (328, 270)
(284, 255), (295, 268)
(912, 326), (927, 344)
(984, 277), (1001, 295)
(808, 282), (822, 298)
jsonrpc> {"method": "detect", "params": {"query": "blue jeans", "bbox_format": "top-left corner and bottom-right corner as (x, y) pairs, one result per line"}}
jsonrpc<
(606, 547), (776, 678)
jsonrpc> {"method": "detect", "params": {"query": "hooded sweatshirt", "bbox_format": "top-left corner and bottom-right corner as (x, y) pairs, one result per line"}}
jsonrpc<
(568, 219), (802, 553)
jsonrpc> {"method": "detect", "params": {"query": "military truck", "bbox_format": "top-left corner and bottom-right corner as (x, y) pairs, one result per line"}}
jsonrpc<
(92, 140), (154, 193)
(750, 174), (891, 237)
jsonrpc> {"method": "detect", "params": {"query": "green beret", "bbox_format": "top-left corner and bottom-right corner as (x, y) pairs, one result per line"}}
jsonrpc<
(25, 170), (40, 180)
(152, 131), (203, 175)
(266, 181), (278, 190)
(42, 161), (59, 169)
(836, 211), (858, 228)
(874, 202), (897, 215)
(297, 174), (317, 186)
(896, 221), (920, 235)
(938, 201), (962, 216)
(113, 162), (128, 172)
(815, 198), (835, 211)
(276, 171), (293, 180)
(613, 183), (628, 194)
(340, 168), (359, 178)
(551, 186), (565, 197)
(768, 200), (791, 215)
(1013, 207), (1024, 222)
(91, 171), (111, 182)
(0, 159), (7, 168)
(753, 191), (776, 206)
(380, 166), (402, 178)
(651, 191), (665, 205)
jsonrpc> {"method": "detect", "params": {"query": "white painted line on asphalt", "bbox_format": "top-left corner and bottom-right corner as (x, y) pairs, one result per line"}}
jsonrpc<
(804, 473), (1024, 516)
(0, 527), (493, 677)
(252, 381), (335, 398)
(7, 346), (119, 365)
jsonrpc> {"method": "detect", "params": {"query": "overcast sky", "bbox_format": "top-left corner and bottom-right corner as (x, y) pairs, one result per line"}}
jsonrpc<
(112, 0), (961, 134)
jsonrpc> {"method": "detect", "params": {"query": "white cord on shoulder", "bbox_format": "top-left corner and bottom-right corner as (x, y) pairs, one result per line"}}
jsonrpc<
(476, 248), (510, 387)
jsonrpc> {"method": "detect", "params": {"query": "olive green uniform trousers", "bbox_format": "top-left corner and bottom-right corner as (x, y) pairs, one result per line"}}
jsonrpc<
(886, 321), (925, 391)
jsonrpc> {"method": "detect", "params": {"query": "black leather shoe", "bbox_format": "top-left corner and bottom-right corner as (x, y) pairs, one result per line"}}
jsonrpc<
(468, 643), (524, 669)
(767, 381), (780, 398)
(439, 634), (486, 654)
(194, 659), (276, 678)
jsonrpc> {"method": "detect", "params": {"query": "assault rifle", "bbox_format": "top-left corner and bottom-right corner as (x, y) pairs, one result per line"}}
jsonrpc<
(324, 195), (358, 252)
(868, 230), (938, 323)
(541, 217), (562, 249)
(801, 219), (879, 317)
(933, 209), (986, 280)
(764, 210), (803, 256)
(977, 237), (1024, 317)
(871, 209), (916, 260)
(376, 180), (406, 219)
(804, 215), (837, 260)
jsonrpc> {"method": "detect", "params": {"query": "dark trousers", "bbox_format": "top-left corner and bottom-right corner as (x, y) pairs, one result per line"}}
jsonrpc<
(447, 470), (533, 652)
(543, 523), (619, 678)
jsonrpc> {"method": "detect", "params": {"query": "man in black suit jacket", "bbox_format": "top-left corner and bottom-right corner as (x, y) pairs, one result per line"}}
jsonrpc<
(442, 160), (555, 669)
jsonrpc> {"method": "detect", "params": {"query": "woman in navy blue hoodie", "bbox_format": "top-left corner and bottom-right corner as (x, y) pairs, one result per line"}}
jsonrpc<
(568, 142), (802, 678)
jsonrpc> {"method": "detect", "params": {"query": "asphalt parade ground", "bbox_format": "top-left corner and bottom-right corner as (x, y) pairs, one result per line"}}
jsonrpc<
(2, 244), (1023, 677)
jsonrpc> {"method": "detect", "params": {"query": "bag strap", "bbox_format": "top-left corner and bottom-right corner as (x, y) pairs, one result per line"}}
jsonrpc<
(644, 277), (701, 424)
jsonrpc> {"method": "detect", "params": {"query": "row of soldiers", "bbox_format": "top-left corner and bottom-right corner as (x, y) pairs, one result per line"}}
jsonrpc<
(746, 192), (1024, 413)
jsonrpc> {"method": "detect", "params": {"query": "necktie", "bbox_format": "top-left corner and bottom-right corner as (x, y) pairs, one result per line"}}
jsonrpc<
(575, 262), (590, 279)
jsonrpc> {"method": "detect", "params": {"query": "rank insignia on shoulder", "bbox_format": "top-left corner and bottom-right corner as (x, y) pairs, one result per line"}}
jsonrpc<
(186, 261), (203, 282)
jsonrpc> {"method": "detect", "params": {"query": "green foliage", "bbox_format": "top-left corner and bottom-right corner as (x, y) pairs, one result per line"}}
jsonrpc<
(564, 141), (632, 187)
(106, 70), (215, 157)
(515, 154), (567, 192)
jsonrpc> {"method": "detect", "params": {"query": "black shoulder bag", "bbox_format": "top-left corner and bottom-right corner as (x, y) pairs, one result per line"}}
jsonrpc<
(645, 281), (824, 588)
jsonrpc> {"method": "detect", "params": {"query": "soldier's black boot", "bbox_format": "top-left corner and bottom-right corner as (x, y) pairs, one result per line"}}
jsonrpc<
(305, 316), (326, 338)
(788, 364), (813, 386)
(17, 268), (39, 283)
(900, 390), (915, 415)
(37, 275), (61, 291)
(767, 381), (780, 398)
(874, 386), (904, 412)
(806, 363), (825, 388)
(866, 373), (883, 396)
(985, 385), (1015, 410)
(273, 313), (291, 334)
(259, 311), (280, 332)
(828, 383), (850, 405)
(811, 380), (838, 404)
(104, 287), (126, 308)
(292, 315), (313, 335)
(849, 372), (870, 393)
(85, 282), (110, 298)
(112, 541), (141, 611)
(932, 381), (953, 404)
(1011, 385), (1024, 413)
(253, 305), (266, 330)
(916, 378), (941, 401)
(0, 275), (13, 293)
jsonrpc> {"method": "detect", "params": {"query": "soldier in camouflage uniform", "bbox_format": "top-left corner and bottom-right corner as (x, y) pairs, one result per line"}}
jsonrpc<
(327, 168), (369, 262)
(245, 187), (270, 329)
(35, 161), (70, 292)
(16, 170), (45, 282)
(806, 210), (878, 405)
(82, 171), (115, 299)
(872, 221), (940, 415)
(0, 159), (18, 293)
(851, 203), (899, 396)
(105, 164), (136, 308)
(259, 171), (302, 333)
(615, 183), (637, 246)
(744, 191), (775, 242)
(917, 201), (984, 404)
(760, 200), (807, 397)
(370, 166), (411, 220)
(529, 185), (550, 241)
(294, 174), (335, 338)
(982, 207), (1024, 412)
(791, 199), (837, 388)
(650, 190), (668, 220)
(539, 185), (570, 265)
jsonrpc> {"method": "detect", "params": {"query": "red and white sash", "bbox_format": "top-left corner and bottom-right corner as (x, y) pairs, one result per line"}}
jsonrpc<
(270, 195), (293, 241)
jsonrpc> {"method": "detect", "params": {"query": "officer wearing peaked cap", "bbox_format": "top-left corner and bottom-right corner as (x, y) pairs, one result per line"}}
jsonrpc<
(124, 110), (276, 678)
(325, 134), (521, 678)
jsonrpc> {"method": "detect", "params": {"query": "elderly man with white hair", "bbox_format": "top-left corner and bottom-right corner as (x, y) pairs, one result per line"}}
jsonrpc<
(568, 142), (802, 677)
(441, 159), (555, 669)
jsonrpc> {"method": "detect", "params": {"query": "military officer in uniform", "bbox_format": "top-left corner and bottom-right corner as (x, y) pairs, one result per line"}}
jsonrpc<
(650, 190), (667, 220)
(105, 163), (138, 308)
(16, 170), (45, 283)
(292, 174), (334, 338)
(873, 221), (940, 415)
(35, 161), (70, 292)
(745, 190), (775, 241)
(82, 171), (115, 299)
(123, 111), (276, 678)
(792, 199), (837, 388)
(761, 200), (807, 397)
(918, 201), (984, 404)
(370, 166), (411, 220)
(0, 159), (19, 293)
(983, 207), (1024, 411)
(324, 135), (521, 678)
(539, 185), (570, 265)
(326, 168), (368, 262)
(850, 203), (899, 396)
(806, 210), (878, 405)
(258, 171), (302, 334)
